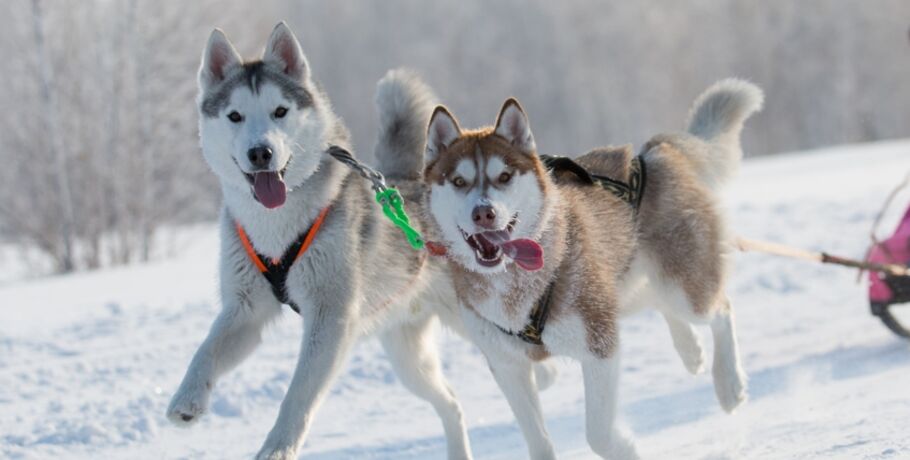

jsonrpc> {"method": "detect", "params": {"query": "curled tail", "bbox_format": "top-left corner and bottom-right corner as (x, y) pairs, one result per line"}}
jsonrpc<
(683, 79), (763, 189)
(373, 68), (437, 180)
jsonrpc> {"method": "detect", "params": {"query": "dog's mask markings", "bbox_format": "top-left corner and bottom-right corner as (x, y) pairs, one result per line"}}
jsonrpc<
(478, 155), (544, 270)
(428, 127), (545, 272)
(224, 84), (301, 209)
(198, 24), (325, 211)
(452, 158), (477, 188)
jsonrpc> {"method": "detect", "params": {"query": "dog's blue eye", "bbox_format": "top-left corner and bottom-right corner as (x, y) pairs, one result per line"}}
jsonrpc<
(227, 111), (243, 123)
(273, 106), (288, 119)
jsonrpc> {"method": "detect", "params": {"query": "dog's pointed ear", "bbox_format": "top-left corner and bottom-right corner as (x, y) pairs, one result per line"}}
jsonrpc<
(263, 22), (309, 81)
(494, 98), (536, 154)
(199, 29), (242, 89)
(426, 106), (461, 164)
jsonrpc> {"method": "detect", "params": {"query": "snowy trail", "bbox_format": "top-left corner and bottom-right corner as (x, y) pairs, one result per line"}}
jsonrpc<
(2, 140), (909, 459)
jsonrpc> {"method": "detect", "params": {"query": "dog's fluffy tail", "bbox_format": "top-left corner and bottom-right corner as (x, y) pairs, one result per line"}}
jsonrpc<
(684, 79), (763, 189)
(373, 69), (437, 180)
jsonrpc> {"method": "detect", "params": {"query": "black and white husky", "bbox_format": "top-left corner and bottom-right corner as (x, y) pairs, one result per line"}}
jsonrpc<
(165, 23), (517, 459)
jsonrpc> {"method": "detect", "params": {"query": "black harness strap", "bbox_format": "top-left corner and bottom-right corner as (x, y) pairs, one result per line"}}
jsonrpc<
(250, 230), (314, 314)
(492, 154), (647, 346)
(539, 154), (647, 209)
(495, 281), (555, 345)
(236, 207), (330, 315)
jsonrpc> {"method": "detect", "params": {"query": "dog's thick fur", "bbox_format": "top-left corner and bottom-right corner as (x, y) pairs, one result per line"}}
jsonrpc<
(423, 80), (762, 459)
(166, 24), (477, 459)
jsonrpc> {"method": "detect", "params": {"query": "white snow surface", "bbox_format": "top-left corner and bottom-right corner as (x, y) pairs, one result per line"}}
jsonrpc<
(2, 140), (910, 460)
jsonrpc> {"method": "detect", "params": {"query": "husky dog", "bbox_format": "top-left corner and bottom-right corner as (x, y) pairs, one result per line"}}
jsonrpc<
(165, 23), (477, 459)
(422, 80), (763, 459)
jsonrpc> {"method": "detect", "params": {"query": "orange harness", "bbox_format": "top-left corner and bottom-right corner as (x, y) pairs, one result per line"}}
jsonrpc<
(235, 206), (331, 314)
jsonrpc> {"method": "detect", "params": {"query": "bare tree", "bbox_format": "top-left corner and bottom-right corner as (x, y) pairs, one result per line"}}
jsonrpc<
(1, 0), (909, 275)
(0, 0), (218, 273)
(30, 0), (76, 271)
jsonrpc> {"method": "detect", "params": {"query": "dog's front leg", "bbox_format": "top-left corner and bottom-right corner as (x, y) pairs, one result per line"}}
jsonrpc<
(255, 300), (358, 460)
(462, 309), (555, 459)
(458, 307), (553, 458)
(168, 292), (281, 426)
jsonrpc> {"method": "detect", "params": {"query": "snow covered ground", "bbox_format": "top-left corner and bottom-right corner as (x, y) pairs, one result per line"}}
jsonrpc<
(2, 140), (909, 459)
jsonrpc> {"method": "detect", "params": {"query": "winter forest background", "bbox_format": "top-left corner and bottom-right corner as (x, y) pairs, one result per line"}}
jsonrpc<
(1, 0), (909, 274)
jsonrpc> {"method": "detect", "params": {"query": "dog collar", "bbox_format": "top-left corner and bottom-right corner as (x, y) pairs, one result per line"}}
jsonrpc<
(234, 206), (331, 314)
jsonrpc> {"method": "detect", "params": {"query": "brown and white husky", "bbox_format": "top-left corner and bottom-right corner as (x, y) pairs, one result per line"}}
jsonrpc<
(421, 80), (763, 459)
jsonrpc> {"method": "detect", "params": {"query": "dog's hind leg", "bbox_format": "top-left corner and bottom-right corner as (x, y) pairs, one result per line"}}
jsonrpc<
(381, 315), (472, 460)
(634, 269), (705, 375)
(710, 296), (747, 413)
(582, 355), (639, 460)
(662, 313), (706, 375)
(647, 274), (746, 412)
(167, 293), (282, 426)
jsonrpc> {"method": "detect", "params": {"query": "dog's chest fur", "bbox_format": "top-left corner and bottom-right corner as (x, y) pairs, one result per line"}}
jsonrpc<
(223, 161), (436, 333)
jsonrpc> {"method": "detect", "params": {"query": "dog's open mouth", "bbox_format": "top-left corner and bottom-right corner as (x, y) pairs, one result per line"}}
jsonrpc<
(236, 159), (289, 209)
(461, 221), (513, 267)
(459, 217), (544, 270)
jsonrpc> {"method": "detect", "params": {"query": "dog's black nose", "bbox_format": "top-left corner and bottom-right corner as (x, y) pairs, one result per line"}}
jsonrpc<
(247, 146), (273, 170)
(472, 205), (497, 229)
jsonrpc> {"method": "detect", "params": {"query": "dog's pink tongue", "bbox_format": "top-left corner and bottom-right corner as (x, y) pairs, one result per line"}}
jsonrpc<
(253, 172), (287, 209)
(478, 230), (544, 271)
(501, 239), (544, 271)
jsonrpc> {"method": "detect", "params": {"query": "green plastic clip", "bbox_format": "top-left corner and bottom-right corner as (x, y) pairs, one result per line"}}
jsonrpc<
(376, 188), (425, 250)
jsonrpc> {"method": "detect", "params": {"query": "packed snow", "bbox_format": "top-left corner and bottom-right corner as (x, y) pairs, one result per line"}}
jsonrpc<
(2, 140), (909, 459)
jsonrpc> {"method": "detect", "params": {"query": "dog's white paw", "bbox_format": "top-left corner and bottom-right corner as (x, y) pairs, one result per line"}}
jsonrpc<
(166, 383), (211, 426)
(680, 349), (706, 375)
(533, 361), (558, 391)
(609, 433), (640, 460)
(713, 363), (748, 413)
(255, 443), (298, 460)
(588, 429), (639, 460)
(667, 320), (706, 375)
